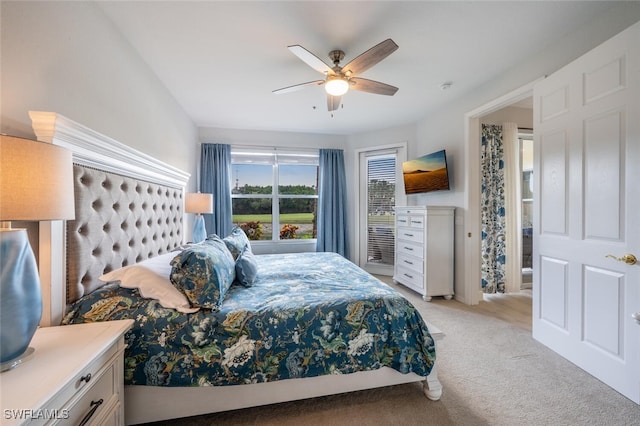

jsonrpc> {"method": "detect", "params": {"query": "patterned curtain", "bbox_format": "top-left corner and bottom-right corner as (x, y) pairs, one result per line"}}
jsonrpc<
(316, 149), (349, 258)
(200, 143), (233, 238)
(502, 122), (522, 293)
(481, 124), (506, 293)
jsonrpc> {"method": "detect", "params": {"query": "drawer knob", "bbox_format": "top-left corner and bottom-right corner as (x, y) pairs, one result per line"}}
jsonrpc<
(79, 399), (104, 426)
(79, 373), (92, 384)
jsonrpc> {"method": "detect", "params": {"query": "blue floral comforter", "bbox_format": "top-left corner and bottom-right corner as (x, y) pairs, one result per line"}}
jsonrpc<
(62, 252), (436, 387)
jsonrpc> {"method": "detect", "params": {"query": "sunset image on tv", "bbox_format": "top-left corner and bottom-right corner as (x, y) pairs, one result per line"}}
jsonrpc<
(402, 150), (450, 194)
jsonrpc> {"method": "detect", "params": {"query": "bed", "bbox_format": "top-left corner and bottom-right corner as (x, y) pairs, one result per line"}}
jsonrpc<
(29, 111), (443, 425)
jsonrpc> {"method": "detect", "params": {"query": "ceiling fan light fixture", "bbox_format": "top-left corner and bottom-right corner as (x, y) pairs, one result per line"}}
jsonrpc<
(325, 76), (349, 96)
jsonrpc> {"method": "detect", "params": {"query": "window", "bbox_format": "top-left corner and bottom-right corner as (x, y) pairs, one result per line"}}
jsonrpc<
(231, 148), (318, 241)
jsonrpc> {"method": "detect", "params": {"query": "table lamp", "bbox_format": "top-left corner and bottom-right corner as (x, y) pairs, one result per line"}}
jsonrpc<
(0, 135), (75, 372)
(185, 192), (213, 243)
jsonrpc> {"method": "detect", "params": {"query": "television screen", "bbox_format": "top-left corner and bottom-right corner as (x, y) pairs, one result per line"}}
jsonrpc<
(402, 149), (450, 194)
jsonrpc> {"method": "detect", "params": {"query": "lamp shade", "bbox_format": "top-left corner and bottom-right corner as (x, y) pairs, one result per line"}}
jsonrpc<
(0, 135), (75, 370)
(185, 192), (213, 214)
(0, 135), (75, 221)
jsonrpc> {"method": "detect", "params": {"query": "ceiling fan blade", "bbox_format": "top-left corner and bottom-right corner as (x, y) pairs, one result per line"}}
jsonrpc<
(327, 94), (342, 111)
(342, 39), (398, 76)
(273, 80), (325, 94)
(349, 77), (398, 96)
(288, 45), (333, 75)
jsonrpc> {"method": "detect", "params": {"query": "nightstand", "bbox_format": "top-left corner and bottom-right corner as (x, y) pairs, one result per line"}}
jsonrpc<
(1, 320), (133, 425)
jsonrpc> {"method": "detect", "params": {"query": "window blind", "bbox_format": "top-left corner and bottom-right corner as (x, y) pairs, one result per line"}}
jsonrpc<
(366, 154), (396, 265)
(231, 148), (318, 165)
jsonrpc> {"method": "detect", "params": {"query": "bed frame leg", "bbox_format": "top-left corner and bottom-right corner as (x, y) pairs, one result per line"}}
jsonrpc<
(422, 364), (442, 400)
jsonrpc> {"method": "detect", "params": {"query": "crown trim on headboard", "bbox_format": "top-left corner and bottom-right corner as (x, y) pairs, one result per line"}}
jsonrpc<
(29, 111), (190, 188)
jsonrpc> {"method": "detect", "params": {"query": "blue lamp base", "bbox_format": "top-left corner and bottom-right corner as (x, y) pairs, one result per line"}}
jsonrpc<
(0, 229), (42, 372)
(192, 214), (207, 243)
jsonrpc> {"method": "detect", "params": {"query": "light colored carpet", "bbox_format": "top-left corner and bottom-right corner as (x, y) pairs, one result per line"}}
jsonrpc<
(141, 279), (640, 426)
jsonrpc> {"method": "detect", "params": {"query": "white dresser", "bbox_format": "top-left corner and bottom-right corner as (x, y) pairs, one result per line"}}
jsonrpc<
(393, 206), (454, 301)
(1, 320), (133, 426)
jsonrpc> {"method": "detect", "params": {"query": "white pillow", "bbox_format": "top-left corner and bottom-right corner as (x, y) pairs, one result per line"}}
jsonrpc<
(99, 252), (199, 314)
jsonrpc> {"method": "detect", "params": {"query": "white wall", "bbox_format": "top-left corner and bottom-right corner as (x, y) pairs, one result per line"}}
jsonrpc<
(347, 5), (640, 299)
(481, 106), (533, 129)
(1, 1), (197, 178)
(199, 127), (347, 150)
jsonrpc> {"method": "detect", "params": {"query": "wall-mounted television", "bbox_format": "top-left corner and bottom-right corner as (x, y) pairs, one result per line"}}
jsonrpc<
(402, 149), (450, 194)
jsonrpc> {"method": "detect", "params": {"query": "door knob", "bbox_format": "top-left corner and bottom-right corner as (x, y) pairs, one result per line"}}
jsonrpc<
(632, 312), (640, 325)
(605, 253), (637, 265)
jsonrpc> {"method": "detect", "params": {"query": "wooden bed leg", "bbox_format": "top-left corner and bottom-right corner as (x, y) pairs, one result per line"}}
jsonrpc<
(422, 364), (442, 400)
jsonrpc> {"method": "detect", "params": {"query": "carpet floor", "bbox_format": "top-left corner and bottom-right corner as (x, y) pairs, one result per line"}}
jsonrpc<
(141, 280), (640, 426)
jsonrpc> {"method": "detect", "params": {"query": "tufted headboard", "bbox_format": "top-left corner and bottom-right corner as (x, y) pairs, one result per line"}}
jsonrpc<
(29, 111), (191, 325)
(66, 164), (184, 304)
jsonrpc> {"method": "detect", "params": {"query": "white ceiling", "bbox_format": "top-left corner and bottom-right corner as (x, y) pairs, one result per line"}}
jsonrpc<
(97, 1), (619, 135)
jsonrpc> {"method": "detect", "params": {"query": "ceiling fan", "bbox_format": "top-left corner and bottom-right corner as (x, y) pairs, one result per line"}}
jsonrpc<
(273, 38), (399, 112)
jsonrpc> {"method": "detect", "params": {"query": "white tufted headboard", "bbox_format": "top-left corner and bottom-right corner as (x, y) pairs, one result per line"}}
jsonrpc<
(29, 111), (190, 325)
(66, 164), (184, 303)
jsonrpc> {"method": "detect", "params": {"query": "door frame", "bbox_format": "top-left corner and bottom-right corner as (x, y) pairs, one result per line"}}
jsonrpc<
(463, 78), (542, 305)
(353, 142), (407, 275)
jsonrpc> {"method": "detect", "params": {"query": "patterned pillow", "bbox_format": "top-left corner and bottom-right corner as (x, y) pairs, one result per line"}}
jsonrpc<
(222, 226), (251, 260)
(235, 246), (258, 287)
(170, 236), (236, 309)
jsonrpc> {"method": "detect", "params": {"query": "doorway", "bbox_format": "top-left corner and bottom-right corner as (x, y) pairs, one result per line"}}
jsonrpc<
(354, 143), (407, 276)
(463, 81), (539, 306)
(478, 103), (534, 295)
(478, 127), (534, 330)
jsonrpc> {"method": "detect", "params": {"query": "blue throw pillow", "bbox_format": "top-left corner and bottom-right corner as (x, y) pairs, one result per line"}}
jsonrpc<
(170, 236), (236, 309)
(235, 246), (258, 287)
(222, 226), (251, 260)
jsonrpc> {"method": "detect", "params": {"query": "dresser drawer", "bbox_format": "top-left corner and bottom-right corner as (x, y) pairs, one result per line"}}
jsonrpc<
(409, 216), (425, 227)
(397, 253), (424, 274)
(27, 343), (118, 426)
(396, 215), (409, 227)
(395, 266), (424, 293)
(396, 240), (424, 259)
(64, 359), (118, 425)
(396, 227), (423, 244)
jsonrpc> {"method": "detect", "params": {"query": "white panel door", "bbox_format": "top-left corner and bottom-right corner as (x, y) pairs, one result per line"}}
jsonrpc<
(533, 21), (640, 403)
